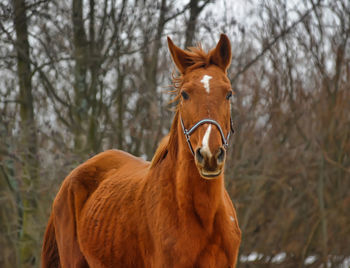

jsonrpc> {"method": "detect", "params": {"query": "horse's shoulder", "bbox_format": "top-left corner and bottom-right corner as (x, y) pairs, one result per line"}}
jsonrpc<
(223, 190), (235, 211)
(222, 190), (241, 240)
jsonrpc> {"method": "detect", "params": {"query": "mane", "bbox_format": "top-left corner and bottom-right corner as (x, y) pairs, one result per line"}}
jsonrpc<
(150, 111), (179, 168)
(150, 135), (170, 168)
(184, 45), (212, 71)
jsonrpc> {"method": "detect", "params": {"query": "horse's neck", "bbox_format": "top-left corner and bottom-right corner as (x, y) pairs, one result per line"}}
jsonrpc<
(162, 119), (225, 230)
(174, 154), (224, 228)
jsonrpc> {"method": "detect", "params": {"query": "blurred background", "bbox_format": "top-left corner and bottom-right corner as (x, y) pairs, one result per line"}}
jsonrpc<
(0, 0), (349, 267)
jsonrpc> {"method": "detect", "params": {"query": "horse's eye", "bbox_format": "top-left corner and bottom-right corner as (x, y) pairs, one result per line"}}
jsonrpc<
(226, 91), (233, 100)
(181, 91), (189, 100)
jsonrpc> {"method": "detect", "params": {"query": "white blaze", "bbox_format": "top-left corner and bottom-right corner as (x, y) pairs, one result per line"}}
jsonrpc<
(200, 75), (212, 93)
(202, 125), (212, 156)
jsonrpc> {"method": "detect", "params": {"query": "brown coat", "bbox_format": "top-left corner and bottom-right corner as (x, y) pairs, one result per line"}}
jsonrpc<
(42, 34), (241, 268)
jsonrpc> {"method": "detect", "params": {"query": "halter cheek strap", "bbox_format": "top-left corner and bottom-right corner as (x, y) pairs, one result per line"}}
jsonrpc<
(180, 116), (234, 156)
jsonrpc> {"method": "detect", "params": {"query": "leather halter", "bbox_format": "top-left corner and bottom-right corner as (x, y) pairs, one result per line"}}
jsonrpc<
(180, 116), (234, 156)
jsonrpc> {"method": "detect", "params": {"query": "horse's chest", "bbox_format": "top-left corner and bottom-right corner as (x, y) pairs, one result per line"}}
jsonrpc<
(164, 217), (240, 267)
(197, 243), (230, 267)
(200, 226), (240, 266)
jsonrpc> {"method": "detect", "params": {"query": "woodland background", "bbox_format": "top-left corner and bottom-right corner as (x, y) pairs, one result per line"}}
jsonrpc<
(0, 0), (349, 267)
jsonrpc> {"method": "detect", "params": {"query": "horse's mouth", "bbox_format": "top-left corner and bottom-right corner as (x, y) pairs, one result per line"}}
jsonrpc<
(200, 169), (222, 179)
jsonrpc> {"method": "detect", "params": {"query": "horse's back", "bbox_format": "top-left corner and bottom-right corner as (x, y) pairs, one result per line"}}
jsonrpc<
(43, 149), (149, 267)
(53, 149), (148, 221)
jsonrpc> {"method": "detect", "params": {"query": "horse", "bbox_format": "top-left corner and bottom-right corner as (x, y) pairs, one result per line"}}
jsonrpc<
(42, 34), (241, 268)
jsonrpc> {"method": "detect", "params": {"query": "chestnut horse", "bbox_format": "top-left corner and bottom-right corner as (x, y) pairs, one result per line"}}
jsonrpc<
(42, 34), (241, 268)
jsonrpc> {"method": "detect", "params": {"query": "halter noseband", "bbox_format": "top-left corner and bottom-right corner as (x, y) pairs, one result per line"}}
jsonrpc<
(180, 116), (234, 156)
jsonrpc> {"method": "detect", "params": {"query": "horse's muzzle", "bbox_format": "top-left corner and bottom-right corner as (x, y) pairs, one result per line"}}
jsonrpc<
(195, 146), (226, 179)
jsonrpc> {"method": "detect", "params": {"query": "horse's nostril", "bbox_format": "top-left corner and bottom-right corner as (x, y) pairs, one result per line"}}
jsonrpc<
(217, 147), (226, 163)
(195, 148), (204, 163)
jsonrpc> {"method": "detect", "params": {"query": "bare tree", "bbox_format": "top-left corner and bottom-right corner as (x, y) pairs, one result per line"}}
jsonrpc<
(0, 0), (350, 267)
(184, 0), (211, 48)
(12, 0), (40, 264)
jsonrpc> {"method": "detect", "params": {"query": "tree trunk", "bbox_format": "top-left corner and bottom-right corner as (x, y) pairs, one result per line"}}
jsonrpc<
(87, 0), (102, 153)
(12, 0), (39, 265)
(72, 0), (88, 153)
(184, 0), (210, 48)
(142, 0), (167, 159)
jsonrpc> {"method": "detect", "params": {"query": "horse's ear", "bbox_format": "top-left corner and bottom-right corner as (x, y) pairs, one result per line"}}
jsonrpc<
(209, 34), (232, 72)
(167, 37), (193, 74)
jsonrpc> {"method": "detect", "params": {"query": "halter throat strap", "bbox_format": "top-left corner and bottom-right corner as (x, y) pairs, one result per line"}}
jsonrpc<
(180, 116), (234, 156)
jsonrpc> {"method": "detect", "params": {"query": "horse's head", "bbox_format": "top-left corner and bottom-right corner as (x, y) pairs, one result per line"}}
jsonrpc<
(168, 34), (233, 180)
